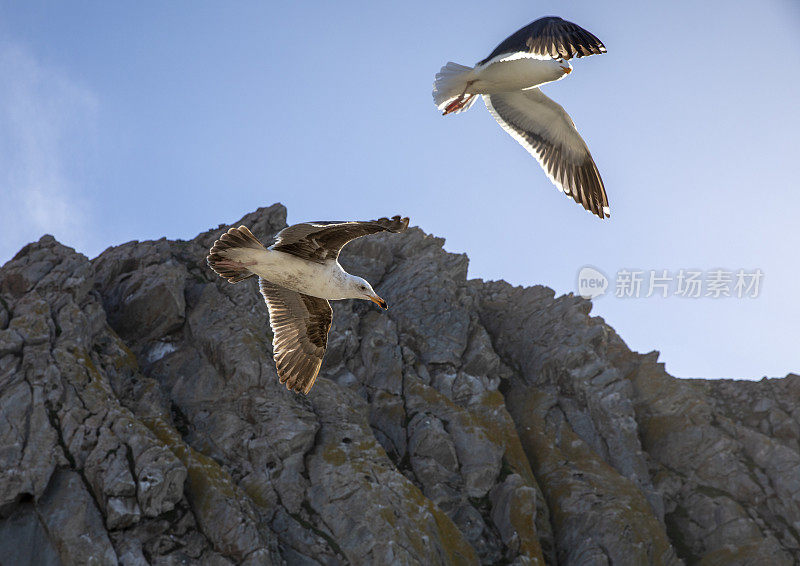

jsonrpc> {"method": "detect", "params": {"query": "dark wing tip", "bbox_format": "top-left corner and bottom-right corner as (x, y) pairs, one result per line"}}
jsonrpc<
(544, 19), (606, 60)
(528, 17), (607, 61)
(593, 205), (611, 219)
(570, 159), (610, 219)
(374, 215), (410, 233)
(279, 358), (322, 395)
(479, 16), (606, 66)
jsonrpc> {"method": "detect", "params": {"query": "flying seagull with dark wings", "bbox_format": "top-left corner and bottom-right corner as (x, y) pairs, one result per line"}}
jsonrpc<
(433, 16), (610, 219)
(207, 216), (409, 394)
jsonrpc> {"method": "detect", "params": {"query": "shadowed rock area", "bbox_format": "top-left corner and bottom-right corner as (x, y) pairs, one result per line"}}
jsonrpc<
(1, 203), (797, 565)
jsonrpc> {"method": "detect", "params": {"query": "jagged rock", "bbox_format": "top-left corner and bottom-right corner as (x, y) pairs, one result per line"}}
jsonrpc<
(304, 379), (479, 564)
(490, 474), (542, 563)
(104, 261), (187, 344)
(0, 359), (64, 509)
(407, 411), (461, 506)
(0, 501), (62, 565)
(38, 469), (119, 565)
(0, 328), (24, 356)
(0, 204), (797, 565)
(630, 358), (798, 564)
(0, 300), (8, 329)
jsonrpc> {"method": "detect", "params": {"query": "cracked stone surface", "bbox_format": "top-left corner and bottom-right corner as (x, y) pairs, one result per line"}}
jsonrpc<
(0, 203), (797, 564)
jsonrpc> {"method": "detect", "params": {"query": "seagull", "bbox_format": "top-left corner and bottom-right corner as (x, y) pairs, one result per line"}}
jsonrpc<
(207, 216), (409, 394)
(433, 16), (610, 219)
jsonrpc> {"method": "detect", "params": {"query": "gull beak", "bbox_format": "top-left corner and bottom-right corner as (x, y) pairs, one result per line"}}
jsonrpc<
(369, 295), (388, 310)
(560, 65), (572, 74)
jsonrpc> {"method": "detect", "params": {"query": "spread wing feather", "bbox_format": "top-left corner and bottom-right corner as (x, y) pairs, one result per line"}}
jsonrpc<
(271, 216), (409, 262)
(478, 16), (606, 65)
(483, 89), (609, 218)
(259, 279), (332, 394)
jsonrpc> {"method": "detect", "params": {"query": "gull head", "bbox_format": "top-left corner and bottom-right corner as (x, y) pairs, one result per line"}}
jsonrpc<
(349, 276), (387, 309)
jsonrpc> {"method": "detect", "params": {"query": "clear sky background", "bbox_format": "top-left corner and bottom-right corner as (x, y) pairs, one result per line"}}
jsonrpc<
(1, 1), (798, 379)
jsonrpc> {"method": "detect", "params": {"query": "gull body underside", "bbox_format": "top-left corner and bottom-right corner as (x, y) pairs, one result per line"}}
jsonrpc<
(469, 56), (570, 94)
(434, 56), (568, 112)
(220, 247), (349, 300)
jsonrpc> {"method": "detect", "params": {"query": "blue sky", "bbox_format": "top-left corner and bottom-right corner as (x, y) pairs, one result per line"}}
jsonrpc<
(1, 1), (798, 379)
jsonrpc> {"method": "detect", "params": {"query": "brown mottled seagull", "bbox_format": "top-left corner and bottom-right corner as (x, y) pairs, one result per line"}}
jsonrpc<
(433, 16), (610, 218)
(207, 216), (409, 394)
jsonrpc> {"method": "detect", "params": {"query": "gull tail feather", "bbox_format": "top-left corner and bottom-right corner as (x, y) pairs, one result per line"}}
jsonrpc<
(207, 225), (266, 283)
(433, 62), (477, 113)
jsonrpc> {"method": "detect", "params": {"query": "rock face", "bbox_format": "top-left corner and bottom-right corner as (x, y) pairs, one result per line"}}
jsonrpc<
(0, 203), (797, 565)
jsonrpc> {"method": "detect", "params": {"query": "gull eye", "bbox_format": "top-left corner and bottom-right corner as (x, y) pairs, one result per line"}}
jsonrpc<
(360, 285), (366, 290)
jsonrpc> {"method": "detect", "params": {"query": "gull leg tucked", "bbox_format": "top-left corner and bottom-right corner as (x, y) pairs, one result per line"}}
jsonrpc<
(443, 91), (476, 115)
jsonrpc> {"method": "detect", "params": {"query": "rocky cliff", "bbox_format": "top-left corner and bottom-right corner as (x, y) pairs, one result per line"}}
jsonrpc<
(1, 204), (798, 566)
